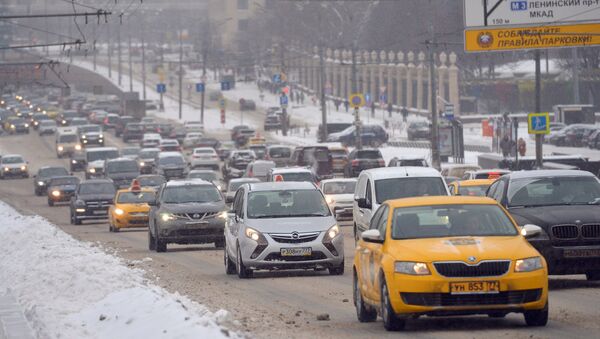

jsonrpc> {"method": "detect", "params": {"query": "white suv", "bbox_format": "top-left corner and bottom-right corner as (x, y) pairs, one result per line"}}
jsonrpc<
(352, 167), (449, 241)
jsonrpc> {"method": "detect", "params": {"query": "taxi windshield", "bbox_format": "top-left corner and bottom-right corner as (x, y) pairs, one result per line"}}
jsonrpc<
(391, 204), (517, 239)
(117, 191), (156, 203)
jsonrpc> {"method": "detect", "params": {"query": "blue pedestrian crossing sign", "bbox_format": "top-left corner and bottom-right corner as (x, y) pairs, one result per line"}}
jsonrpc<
(280, 95), (289, 108)
(221, 81), (231, 91)
(156, 83), (166, 93)
(195, 83), (205, 93)
(528, 112), (550, 135)
(273, 74), (282, 84)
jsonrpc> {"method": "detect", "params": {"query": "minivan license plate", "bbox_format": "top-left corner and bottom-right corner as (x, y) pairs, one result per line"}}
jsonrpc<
(280, 247), (312, 257)
(450, 281), (499, 294)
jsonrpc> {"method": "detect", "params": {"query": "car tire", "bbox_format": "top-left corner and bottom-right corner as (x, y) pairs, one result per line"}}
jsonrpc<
(236, 244), (252, 279)
(71, 211), (81, 225)
(155, 233), (167, 252)
(215, 239), (225, 249)
(35, 188), (41, 196)
(148, 229), (156, 251)
(585, 271), (600, 281)
(354, 270), (377, 322)
(224, 244), (236, 275)
(329, 260), (345, 275)
(381, 278), (406, 331)
(524, 302), (548, 327)
(47, 199), (54, 207)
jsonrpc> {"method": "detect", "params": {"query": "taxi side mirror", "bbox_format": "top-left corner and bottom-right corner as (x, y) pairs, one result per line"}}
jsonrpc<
(361, 229), (383, 244)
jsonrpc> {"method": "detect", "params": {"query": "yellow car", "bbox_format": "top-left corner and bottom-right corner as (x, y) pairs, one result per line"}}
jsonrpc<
(353, 196), (548, 331)
(448, 179), (495, 196)
(108, 184), (156, 232)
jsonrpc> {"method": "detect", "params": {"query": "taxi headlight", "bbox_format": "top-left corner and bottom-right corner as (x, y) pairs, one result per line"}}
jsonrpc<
(245, 227), (262, 242)
(161, 213), (175, 222)
(57, 146), (64, 151)
(394, 261), (431, 275)
(115, 208), (125, 216)
(4, 167), (9, 172)
(515, 257), (543, 272)
(75, 144), (82, 150)
(51, 190), (61, 197)
(24, 124), (29, 128)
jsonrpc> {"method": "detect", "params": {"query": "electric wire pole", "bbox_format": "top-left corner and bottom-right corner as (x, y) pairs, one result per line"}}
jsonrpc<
(117, 22), (122, 86)
(128, 24), (133, 92)
(107, 22), (112, 78)
(428, 39), (440, 170)
(351, 41), (361, 150)
(319, 43), (327, 142)
(535, 50), (543, 168)
(141, 16), (146, 101)
(178, 30), (183, 120)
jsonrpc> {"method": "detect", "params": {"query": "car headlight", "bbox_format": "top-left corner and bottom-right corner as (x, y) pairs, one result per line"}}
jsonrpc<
(72, 159), (77, 164)
(245, 227), (262, 241)
(51, 190), (61, 197)
(75, 208), (86, 213)
(139, 161), (145, 167)
(82, 135), (86, 139)
(62, 120), (66, 124)
(75, 144), (82, 150)
(325, 196), (334, 205)
(161, 213), (175, 222)
(37, 181), (45, 186)
(4, 167), (9, 172)
(24, 124), (29, 128)
(99, 134), (104, 139)
(394, 261), (431, 275)
(115, 208), (125, 216)
(88, 168), (96, 173)
(10, 124), (15, 129)
(34, 121), (39, 126)
(322, 224), (340, 244)
(57, 146), (64, 151)
(20, 165), (26, 171)
(219, 210), (228, 219)
(83, 140), (88, 144)
(515, 257), (543, 272)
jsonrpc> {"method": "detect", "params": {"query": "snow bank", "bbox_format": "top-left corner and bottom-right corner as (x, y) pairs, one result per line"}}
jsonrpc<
(0, 202), (236, 339)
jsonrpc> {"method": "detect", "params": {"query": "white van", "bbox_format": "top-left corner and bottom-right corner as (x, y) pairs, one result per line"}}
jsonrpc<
(352, 167), (450, 241)
(55, 132), (82, 158)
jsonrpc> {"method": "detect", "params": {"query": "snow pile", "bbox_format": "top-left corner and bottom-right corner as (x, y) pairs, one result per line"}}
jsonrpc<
(0, 202), (236, 339)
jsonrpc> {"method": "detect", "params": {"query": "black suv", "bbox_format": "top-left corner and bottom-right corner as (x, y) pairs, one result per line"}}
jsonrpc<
(122, 123), (145, 142)
(104, 158), (140, 189)
(70, 149), (87, 172)
(115, 115), (136, 137)
(344, 149), (385, 177)
(33, 166), (69, 196)
(69, 179), (116, 225)
(487, 170), (600, 280)
(332, 124), (388, 147)
(155, 152), (187, 180)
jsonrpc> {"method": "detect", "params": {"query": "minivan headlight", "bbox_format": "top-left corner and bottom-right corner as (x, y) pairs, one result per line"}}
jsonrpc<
(515, 257), (543, 272)
(394, 261), (431, 275)
(245, 227), (262, 241)
(323, 224), (340, 243)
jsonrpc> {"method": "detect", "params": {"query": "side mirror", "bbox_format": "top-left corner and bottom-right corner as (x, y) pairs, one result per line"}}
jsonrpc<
(361, 229), (384, 244)
(521, 224), (543, 239)
(355, 197), (370, 209)
(147, 199), (157, 206)
(225, 196), (234, 203)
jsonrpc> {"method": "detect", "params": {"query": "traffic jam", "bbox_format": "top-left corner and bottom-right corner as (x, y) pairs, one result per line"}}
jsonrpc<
(4, 87), (600, 334)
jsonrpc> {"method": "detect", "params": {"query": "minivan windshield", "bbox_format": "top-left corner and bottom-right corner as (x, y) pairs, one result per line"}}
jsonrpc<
(507, 176), (600, 207)
(323, 181), (356, 194)
(139, 150), (159, 159)
(137, 176), (165, 187)
(391, 204), (517, 239)
(79, 125), (101, 133)
(162, 185), (221, 203)
(374, 177), (447, 204)
(87, 150), (119, 162)
(2, 156), (24, 164)
(107, 161), (138, 173)
(269, 147), (291, 158)
(58, 134), (78, 143)
(247, 189), (331, 218)
(277, 172), (314, 183)
(50, 177), (79, 186)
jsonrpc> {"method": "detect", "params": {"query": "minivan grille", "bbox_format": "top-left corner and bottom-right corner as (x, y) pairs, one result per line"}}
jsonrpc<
(433, 260), (510, 277)
(269, 232), (320, 244)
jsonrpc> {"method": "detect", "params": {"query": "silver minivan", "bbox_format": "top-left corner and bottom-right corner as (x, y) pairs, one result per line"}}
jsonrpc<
(225, 181), (344, 278)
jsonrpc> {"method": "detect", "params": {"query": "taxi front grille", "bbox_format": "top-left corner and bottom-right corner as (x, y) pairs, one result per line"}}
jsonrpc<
(433, 261), (510, 278)
(401, 289), (542, 307)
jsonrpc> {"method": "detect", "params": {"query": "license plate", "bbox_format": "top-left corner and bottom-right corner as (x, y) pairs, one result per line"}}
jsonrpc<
(280, 247), (312, 257)
(93, 210), (107, 215)
(450, 281), (499, 294)
(563, 249), (600, 258)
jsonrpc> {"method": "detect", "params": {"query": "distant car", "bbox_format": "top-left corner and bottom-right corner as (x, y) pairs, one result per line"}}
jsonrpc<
(121, 146), (141, 160)
(224, 178), (261, 203)
(169, 126), (187, 144)
(184, 121), (204, 133)
(267, 167), (316, 183)
(329, 146), (349, 173)
(190, 147), (220, 170)
(70, 150), (87, 172)
(187, 169), (225, 191)
(137, 148), (160, 174)
(244, 160), (276, 182)
(224, 181), (344, 278)
(57, 111), (79, 126)
(155, 152), (187, 180)
(263, 114), (282, 131)
(122, 123), (145, 142)
(230, 125), (250, 141)
(135, 174), (166, 190)
(224, 150), (256, 180)
(320, 178), (357, 221)
(89, 110), (108, 125)
(344, 149), (385, 178)
(0, 154), (28, 179)
(266, 145), (293, 167)
(159, 139), (181, 152)
(46, 176), (79, 206)
(448, 179), (495, 196)
(84, 147), (120, 179)
(69, 179), (116, 225)
(461, 169), (510, 180)
(328, 124), (388, 147)
(115, 115), (136, 137)
(33, 166), (69, 196)
(69, 117), (88, 127)
(148, 179), (227, 252)
(318, 123), (353, 143)
(407, 121), (431, 140)
(140, 133), (162, 148)
(216, 141), (236, 161)
(38, 120), (57, 135)
(440, 164), (482, 179)
(103, 113), (121, 130)
(195, 137), (220, 150)
(8, 118), (29, 134)
(388, 156), (429, 167)
(78, 124), (104, 146)
(248, 145), (267, 160)
(182, 132), (203, 149)
(104, 158), (141, 189)
(239, 98), (256, 111)
(108, 185), (156, 232)
(31, 113), (51, 129)
(55, 132), (82, 158)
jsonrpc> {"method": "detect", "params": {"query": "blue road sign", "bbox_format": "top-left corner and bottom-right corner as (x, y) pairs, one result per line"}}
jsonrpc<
(156, 83), (166, 93)
(511, 1), (528, 11)
(379, 94), (387, 103)
(364, 93), (371, 103)
(221, 81), (231, 91)
(280, 95), (289, 108)
(528, 112), (550, 134)
(273, 74), (281, 84)
(195, 83), (205, 93)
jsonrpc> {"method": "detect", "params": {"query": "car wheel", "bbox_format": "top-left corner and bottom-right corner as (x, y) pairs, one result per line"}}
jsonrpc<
(354, 270), (377, 322)
(35, 188), (41, 196)
(586, 270), (600, 281)
(148, 229), (156, 251)
(224, 243), (236, 275)
(47, 199), (54, 207)
(215, 239), (225, 249)
(329, 260), (345, 275)
(523, 302), (548, 327)
(155, 232), (167, 252)
(236, 243), (252, 279)
(380, 278), (406, 331)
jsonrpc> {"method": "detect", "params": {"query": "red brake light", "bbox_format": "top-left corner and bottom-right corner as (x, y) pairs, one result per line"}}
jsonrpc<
(378, 159), (385, 166)
(351, 160), (359, 166)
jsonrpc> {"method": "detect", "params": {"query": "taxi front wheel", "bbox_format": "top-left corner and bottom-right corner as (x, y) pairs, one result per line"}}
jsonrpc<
(381, 279), (406, 331)
(524, 302), (548, 327)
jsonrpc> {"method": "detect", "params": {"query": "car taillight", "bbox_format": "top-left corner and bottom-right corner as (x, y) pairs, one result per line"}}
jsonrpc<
(103, 117), (108, 124)
(351, 160), (359, 166)
(378, 159), (385, 166)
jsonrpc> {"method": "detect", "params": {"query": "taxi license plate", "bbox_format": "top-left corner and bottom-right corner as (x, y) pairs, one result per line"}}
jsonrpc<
(450, 281), (499, 294)
(280, 247), (312, 257)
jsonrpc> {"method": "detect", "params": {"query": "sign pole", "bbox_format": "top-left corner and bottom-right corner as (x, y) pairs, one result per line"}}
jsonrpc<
(535, 50), (543, 169)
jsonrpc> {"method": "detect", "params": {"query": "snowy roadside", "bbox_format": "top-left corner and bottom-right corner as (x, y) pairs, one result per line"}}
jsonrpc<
(0, 201), (239, 339)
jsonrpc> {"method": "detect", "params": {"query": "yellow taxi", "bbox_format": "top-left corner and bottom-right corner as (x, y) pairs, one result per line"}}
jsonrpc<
(108, 180), (156, 232)
(448, 179), (495, 196)
(248, 136), (266, 145)
(353, 196), (548, 331)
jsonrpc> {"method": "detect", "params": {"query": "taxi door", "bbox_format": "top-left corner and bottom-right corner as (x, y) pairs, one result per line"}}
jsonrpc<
(359, 205), (389, 302)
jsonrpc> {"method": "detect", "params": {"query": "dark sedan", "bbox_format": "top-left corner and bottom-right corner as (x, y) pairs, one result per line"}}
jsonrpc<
(47, 176), (80, 206)
(33, 166), (70, 196)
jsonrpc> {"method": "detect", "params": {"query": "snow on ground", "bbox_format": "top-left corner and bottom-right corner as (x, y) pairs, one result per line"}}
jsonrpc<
(0, 201), (237, 339)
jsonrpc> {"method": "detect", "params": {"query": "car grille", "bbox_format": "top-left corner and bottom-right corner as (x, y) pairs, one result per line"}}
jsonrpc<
(264, 251), (327, 262)
(173, 212), (218, 220)
(171, 228), (220, 237)
(552, 224), (579, 239)
(582, 224), (600, 239)
(433, 260), (510, 278)
(164, 169), (183, 176)
(128, 219), (148, 225)
(401, 289), (542, 307)
(85, 200), (111, 208)
(269, 232), (320, 243)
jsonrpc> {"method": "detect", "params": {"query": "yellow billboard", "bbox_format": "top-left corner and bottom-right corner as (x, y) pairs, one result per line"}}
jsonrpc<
(465, 23), (600, 52)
